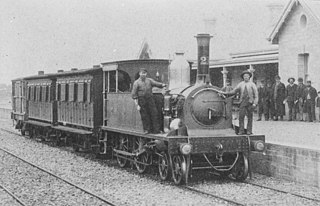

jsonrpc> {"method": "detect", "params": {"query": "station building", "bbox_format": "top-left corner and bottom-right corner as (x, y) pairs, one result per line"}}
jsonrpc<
(204, 0), (320, 91)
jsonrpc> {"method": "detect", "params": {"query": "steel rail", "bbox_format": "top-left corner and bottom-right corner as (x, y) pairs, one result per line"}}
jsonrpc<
(0, 130), (118, 206)
(182, 186), (245, 206)
(0, 184), (27, 206)
(244, 181), (320, 203)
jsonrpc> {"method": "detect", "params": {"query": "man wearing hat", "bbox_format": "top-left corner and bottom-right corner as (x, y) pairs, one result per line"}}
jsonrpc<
(302, 80), (317, 122)
(132, 68), (166, 134)
(257, 79), (269, 121)
(273, 75), (286, 121)
(220, 70), (258, 135)
(285, 77), (298, 121)
(295, 78), (306, 121)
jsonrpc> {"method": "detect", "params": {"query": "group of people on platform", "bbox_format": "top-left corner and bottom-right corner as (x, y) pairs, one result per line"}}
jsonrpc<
(256, 76), (319, 122)
(223, 75), (320, 124)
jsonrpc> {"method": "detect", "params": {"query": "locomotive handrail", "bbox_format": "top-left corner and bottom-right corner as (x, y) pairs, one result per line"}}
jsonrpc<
(191, 88), (222, 98)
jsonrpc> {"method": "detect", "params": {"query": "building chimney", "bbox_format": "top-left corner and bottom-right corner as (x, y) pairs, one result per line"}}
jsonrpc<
(267, 3), (284, 28)
(38, 71), (44, 75)
(57, 70), (64, 73)
(195, 33), (212, 84)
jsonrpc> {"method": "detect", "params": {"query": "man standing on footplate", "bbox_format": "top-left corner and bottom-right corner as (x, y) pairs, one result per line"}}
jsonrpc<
(131, 68), (166, 134)
(219, 70), (258, 135)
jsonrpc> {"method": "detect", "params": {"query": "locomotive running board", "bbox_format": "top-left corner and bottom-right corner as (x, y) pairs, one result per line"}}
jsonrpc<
(101, 126), (167, 141)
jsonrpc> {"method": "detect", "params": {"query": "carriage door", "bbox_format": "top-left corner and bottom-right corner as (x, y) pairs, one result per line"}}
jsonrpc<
(103, 64), (119, 126)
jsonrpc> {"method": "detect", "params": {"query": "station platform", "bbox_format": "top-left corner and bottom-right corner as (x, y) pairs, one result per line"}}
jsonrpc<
(253, 119), (320, 150)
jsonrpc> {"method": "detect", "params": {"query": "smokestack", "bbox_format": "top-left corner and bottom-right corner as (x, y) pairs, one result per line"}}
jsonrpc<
(195, 33), (212, 84)
(38, 71), (44, 75)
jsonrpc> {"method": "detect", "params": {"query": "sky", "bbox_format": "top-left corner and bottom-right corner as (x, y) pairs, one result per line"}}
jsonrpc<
(0, 0), (288, 84)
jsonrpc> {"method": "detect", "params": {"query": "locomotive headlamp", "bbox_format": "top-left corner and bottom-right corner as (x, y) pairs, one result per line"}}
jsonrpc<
(252, 140), (265, 152)
(179, 143), (192, 155)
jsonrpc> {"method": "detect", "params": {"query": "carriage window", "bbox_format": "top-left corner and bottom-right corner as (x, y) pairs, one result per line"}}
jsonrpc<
(65, 84), (69, 101)
(118, 70), (131, 92)
(57, 84), (61, 101)
(87, 82), (91, 102)
(39, 86), (43, 102)
(78, 83), (84, 102)
(28, 87), (31, 100)
(109, 71), (116, 92)
(33, 87), (37, 101)
(45, 86), (50, 102)
(41, 86), (46, 102)
(61, 84), (66, 101)
(69, 83), (75, 102)
(74, 83), (78, 102)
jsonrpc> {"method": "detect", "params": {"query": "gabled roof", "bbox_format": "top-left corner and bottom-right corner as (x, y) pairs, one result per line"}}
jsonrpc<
(268, 0), (320, 44)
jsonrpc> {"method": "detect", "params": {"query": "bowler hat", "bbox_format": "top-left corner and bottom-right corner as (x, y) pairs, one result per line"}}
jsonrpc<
(287, 77), (295, 83)
(298, 77), (303, 82)
(275, 75), (281, 80)
(240, 70), (252, 79)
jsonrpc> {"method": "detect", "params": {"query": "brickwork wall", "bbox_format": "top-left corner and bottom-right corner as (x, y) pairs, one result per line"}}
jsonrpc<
(278, 4), (320, 90)
(251, 143), (320, 188)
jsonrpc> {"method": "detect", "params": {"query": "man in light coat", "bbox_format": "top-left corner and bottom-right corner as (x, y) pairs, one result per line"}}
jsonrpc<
(220, 70), (258, 135)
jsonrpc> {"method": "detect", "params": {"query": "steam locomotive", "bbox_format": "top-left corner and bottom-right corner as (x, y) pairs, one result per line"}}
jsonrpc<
(11, 34), (265, 185)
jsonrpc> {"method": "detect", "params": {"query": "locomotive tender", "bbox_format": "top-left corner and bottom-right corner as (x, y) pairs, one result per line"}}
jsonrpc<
(11, 34), (265, 185)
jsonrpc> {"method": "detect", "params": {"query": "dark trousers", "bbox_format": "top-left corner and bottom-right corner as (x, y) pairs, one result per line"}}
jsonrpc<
(258, 101), (268, 119)
(305, 99), (315, 122)
(239, 102), (254, 134)
(138, 96), (160, 133)
(274, 100), (285, 119)
(153, 93), (164, 131)
(287, 101), (296, 120)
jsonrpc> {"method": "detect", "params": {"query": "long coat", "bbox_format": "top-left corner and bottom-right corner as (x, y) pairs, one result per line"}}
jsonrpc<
(273, 82), (286, 116)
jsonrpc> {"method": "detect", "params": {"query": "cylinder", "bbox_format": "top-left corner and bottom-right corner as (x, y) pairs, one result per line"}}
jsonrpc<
(195, 34), (212, 83)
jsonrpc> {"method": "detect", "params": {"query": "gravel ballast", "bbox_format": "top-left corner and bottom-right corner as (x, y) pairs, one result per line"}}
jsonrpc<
(1, 118), (320, 205)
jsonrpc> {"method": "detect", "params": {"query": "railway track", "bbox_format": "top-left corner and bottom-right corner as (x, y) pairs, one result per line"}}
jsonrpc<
(182, 185), (245, 206)
(2, 127), (320, 205)
(243, 181), (320, 203)
(0, 184), (27, 206)
(0, 144), (118, 206)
